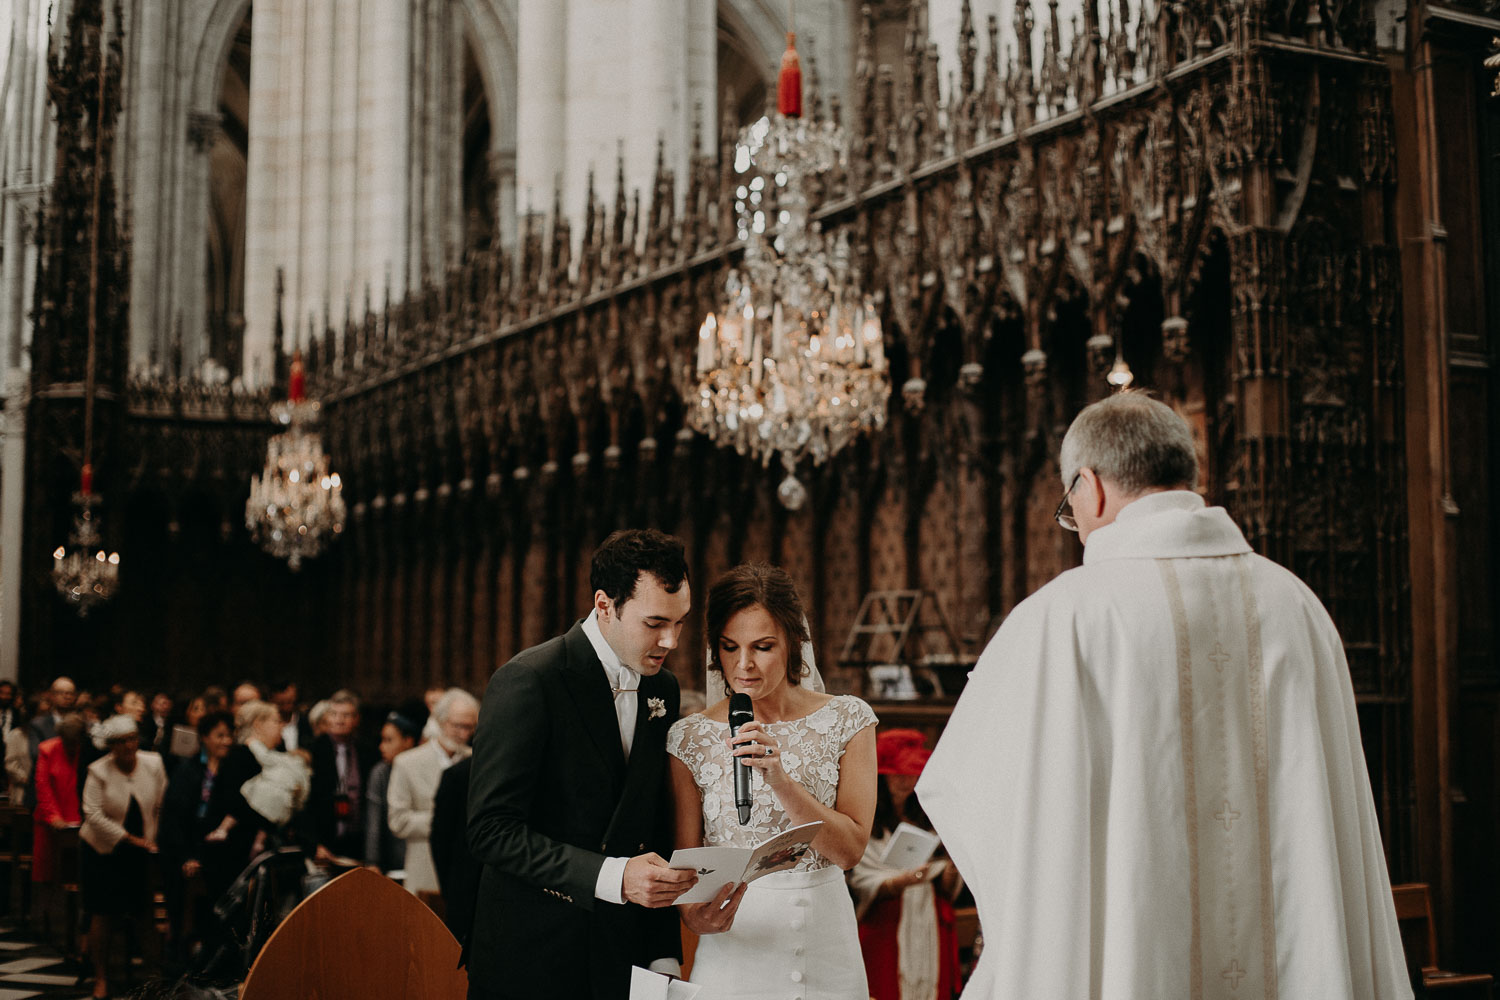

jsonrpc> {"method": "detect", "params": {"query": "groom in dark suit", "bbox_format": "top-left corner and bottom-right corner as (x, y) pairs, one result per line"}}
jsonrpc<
(466, 529), (699, 999)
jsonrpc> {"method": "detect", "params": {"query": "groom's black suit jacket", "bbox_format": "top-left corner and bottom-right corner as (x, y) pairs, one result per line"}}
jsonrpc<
(465, 621), (682, 1000)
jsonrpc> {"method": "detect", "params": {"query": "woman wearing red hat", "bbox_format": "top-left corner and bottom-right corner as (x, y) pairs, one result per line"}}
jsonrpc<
(848, 729), (963, 1000)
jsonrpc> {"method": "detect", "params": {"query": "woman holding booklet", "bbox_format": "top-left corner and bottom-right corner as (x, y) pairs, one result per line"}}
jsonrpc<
(848, 729), (964, 1000)
(667, 564), (878, 999)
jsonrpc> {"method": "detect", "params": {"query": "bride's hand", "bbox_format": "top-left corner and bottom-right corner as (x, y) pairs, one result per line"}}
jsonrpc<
(679, 882), (748, 935)
(727, 722), (786, 785)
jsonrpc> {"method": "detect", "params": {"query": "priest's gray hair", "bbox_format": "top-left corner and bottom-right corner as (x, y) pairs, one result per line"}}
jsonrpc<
(432, 688), (479, 723)
(1060, 392), (1198, 493)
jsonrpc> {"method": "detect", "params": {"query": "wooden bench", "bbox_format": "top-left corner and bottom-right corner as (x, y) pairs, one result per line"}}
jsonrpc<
(1393, 883), (1494, 997)
(0, 805), (34, 921)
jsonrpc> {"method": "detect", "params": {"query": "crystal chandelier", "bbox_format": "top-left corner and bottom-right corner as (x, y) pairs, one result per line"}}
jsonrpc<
(246, 354), (346, 570)
(679, 22), (890, 510)
(51, 467), (120, 615)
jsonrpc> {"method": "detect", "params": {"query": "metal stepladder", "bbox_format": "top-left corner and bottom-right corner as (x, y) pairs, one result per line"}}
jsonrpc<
(837, 590), (976, 699)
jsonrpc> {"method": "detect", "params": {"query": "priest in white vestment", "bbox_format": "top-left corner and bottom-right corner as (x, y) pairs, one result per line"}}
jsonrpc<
(918, 392), (1413, 1000)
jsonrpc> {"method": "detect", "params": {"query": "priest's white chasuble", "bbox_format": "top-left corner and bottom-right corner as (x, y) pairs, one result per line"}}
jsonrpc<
(918, 491), (1412, 1000)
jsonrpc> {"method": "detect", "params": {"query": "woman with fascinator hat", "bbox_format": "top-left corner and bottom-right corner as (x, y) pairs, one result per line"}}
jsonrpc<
(364, 706), (423, 873)
(81, 713), (168, 998)
(667, 563), (879, 998)
(848, 729), (964, 1000)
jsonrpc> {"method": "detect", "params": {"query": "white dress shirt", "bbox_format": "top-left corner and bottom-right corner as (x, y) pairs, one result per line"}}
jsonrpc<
(580, 610), (680, 978)
(583, 609), (640, 759)
(281, 715), (300, 752)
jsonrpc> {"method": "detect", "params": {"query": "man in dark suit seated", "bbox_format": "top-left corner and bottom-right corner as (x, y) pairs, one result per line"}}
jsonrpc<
(466, 529), (701, 1000)
(305, 690), (371, 865)
(429, 755), (478, 944)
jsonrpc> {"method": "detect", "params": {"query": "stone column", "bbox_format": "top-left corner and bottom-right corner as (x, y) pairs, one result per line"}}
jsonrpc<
(359, 0), (412, 310)
(2, 0), (51, 373)
(244, 0), (412, 385)
(125, 0), (169, 370)
(0, 369), (26, 682)
(516, 0), (567, 219)
(490, 148), (517, 251)
(177, 109), (221, 373)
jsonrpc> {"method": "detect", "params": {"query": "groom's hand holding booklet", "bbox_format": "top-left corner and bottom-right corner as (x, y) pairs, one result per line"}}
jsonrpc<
(667, 821), (824, 905)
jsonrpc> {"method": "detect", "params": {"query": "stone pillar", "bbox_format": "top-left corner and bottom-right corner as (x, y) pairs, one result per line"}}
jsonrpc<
(628, 0), (688, 197)
(244, 0), (412, 385)
(490, 148), (517, 251)
(125, 0), (170, 370)
(2, 0), (52, 373)
(0, 369), (26, 682)
(179, 110), (221, 373)
(687, 0), (717, 151)
(516, 0), (567, 218)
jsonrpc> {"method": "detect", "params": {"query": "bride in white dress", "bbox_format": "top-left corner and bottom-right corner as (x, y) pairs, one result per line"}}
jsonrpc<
(667, 564), (878, 1000)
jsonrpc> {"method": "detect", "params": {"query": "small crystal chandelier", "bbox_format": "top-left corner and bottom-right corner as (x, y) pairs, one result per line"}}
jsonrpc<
(679, 14), (890, 510)
(246, 353), (346, 570)
(51, 465), (120, 615)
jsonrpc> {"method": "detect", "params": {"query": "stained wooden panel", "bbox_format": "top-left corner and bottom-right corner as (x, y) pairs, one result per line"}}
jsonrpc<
(821, 487), (864, 679)
(955, 463), (991, 651)
(494, 544), (517, 667)
(870, 483), (908, 593)
(917, 474), (961, 646)
(1025, 456), (1074, 598)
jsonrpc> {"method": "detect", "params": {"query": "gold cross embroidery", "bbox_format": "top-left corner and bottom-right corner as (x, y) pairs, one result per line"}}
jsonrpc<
(1208, 643), (1232, 671)
(1222, 959), (1247, 990)
(1215, 801), (1241, 831)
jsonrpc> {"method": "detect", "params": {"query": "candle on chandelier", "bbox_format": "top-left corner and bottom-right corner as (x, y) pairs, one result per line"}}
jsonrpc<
(697, 314), (717, 373)
(741, 303), (754, 366)
(750, 311), (764, 387)
(863, 312), (885, 371)
(772, 302), (785, 358)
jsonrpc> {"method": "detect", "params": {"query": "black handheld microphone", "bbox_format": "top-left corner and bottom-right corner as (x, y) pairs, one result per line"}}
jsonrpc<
(729, 693), (755, 825)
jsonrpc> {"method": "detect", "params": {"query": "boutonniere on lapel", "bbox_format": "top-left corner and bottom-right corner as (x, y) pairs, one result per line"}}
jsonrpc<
(646, 697), (666, 721)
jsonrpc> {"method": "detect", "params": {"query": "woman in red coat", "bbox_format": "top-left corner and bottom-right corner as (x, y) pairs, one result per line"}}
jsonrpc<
(33, 712), (86, 882)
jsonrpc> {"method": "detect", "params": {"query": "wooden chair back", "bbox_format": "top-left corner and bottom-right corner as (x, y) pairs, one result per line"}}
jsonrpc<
(241, 867), (468, 1000)
(1392, 883), (1494, 997)
(1392, 883), (1439, 973)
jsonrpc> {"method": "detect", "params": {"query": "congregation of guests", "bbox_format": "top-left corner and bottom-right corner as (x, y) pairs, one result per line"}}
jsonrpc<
(0, 661), (972, 1000)
(0, 675), (489, 997)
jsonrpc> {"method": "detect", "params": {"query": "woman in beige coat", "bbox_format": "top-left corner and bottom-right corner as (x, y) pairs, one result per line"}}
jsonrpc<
(81, 714), (168, 999)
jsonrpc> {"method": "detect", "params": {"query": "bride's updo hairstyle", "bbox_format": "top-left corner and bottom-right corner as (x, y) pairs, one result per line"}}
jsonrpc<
(706, 564), (812, 686)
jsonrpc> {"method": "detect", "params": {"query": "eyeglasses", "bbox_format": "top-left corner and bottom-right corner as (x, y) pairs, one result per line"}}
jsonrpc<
(1054, 473), (1081, 532)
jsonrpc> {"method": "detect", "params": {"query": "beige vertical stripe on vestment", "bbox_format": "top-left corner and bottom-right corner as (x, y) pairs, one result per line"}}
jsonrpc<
(1237, 555), (1280, 999)
(1158, 560), (1204, 1000)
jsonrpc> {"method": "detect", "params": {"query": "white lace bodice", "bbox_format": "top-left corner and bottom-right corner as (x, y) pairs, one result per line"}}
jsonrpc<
(667, 695), (878, 872)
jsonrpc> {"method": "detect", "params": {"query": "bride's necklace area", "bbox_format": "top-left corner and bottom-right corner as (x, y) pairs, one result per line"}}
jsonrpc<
(738, 686), (824, 725)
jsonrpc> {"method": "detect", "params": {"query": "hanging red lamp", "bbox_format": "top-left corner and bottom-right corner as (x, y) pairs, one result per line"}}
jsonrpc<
(778, 32), (802, 118)
(288, 350), (306, 403)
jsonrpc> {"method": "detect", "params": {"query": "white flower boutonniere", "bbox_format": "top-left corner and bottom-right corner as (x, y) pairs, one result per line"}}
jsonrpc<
(647, 697), (666, 721)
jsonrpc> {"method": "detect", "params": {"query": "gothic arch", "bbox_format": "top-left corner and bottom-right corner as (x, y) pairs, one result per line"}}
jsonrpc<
(189, 0), (251, 120)
(718, 0), (784, 80)
(459, 0), (518, 247)
(458, 0), (518, 153)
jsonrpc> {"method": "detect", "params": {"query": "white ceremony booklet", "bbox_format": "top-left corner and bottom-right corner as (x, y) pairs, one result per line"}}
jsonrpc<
(880, 821), (941, 871)
(668, 821), (824, 905)
(629, 966), (702, 1000)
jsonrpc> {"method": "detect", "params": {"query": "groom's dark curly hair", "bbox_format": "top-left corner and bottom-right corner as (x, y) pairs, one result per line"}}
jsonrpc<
(590, 529), (690, 610)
